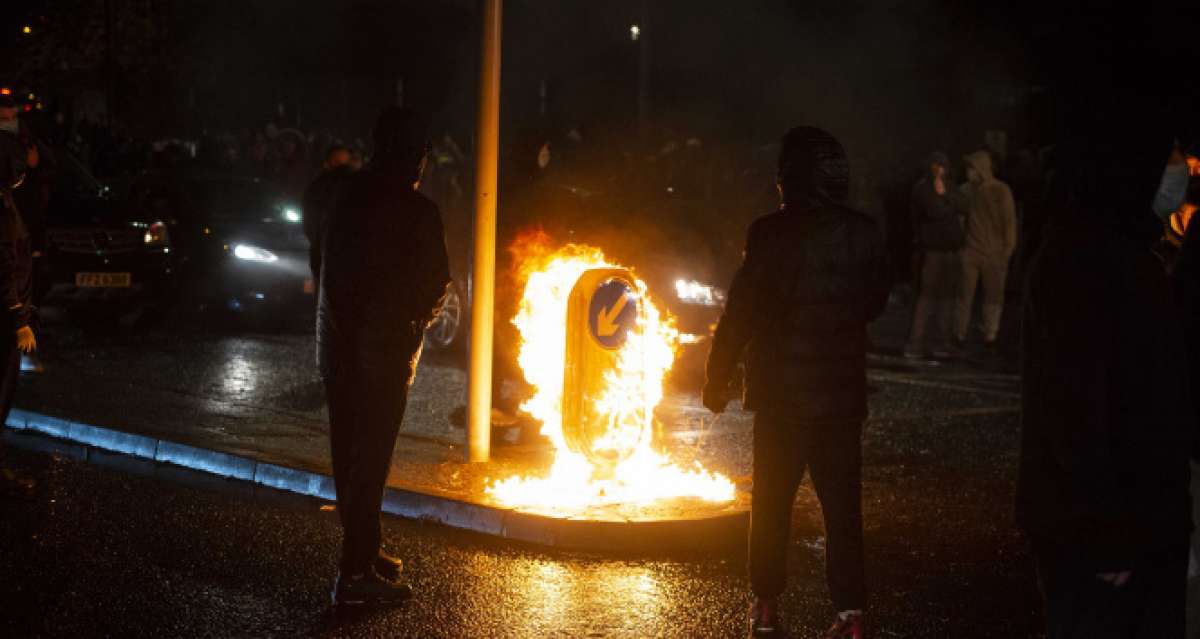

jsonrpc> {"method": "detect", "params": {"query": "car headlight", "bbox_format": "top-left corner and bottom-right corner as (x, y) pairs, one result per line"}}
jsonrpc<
(282, 207), (302, 223)
(232, 244), (278, 263)
(142, 221), (169, 248)
(675, 279), (726, 307)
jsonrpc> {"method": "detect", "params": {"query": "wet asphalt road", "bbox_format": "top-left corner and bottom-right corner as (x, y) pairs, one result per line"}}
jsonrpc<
(0, 318), (1049, 638)
(0, 303), (1059, 637)
(0, 437), (1041, 639)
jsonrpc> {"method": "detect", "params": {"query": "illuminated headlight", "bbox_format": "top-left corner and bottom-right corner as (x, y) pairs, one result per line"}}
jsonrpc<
(675, 279), (726, 307)
(232, 244), (278, 263)
(142, 221), (169, 247)
(283, 207), (301, 223)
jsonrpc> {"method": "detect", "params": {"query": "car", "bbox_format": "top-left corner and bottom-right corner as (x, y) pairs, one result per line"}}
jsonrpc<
(44, 169), (312, 322)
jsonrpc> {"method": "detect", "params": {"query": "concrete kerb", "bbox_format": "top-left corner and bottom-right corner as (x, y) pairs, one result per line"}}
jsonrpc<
(4, 409), (749, 553)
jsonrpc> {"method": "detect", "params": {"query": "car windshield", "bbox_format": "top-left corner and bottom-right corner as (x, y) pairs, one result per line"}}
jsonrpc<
(182, 178), (282, 221)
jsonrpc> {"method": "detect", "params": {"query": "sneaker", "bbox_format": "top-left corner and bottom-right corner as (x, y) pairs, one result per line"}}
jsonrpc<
(374, 551), (404, 581)
(823, 611), (866, 639)
(331, 568), (413, 607)
(749, 598), (787, 637)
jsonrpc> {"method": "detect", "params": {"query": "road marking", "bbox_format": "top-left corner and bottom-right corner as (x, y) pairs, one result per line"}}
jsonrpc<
(868, 371), (1021, 398)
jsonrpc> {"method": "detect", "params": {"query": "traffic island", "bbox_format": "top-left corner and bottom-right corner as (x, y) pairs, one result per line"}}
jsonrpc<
(3, 408), (749, 554)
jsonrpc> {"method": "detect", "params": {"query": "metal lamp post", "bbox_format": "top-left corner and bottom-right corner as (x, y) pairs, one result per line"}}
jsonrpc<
(467, 0), (503, 463)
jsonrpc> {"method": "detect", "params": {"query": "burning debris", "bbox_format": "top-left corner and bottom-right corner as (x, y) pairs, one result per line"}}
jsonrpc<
(486, 235), (735, 514)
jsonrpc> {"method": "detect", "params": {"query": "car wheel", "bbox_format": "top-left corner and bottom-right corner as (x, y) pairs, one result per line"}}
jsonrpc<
(424, 283), (463, 350)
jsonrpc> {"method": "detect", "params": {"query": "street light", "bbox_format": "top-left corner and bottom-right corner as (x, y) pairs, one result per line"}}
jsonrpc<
(468, 0), (503, 463)
(630, 24), (640, 41)
(22, 26), (31, 35)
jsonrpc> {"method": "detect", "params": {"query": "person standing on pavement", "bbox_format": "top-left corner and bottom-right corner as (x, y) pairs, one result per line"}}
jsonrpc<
(0, 131), (38, 496)
(904, 152), (965, 359)
(953, 150), (1017, 349)
(703, 126), (890, 639)
(1018, 119), (1194, 637)
(0, 95), (50, 374)
(317, 107), (451, 607)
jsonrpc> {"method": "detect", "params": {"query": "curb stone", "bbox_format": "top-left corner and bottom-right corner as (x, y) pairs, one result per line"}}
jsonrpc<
(4, 409), (748, 553)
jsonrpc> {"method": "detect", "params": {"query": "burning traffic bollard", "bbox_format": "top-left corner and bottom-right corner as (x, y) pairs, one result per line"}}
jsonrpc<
(563, 269), (641, 471)
(486, 242), (735, 514)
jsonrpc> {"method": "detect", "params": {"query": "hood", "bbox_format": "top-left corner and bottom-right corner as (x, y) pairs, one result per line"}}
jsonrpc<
(1053, 103), (1177, 246)
(777, 126), (849, 209)
(963, 151), (995, 183)
(927, 151), (949, 179)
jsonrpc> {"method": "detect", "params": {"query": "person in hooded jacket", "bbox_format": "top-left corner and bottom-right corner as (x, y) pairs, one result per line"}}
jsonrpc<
(317, 107), (451, 607)
(904, 151), (966, 359)
(1018, 117), (1194, 637)
(0, 130), (37, 496)
(704, 126), (890, 639)
(954, 150), (1017, 348)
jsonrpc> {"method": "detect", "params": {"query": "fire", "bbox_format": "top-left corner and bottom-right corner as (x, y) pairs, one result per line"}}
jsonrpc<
(486, 232), (735, 513)
(1172, 203), (1196, 238)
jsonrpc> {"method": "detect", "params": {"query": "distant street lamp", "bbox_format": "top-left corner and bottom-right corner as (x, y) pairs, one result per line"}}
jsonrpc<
(629, 24), (640, 41)
(22, 26), (31, 35)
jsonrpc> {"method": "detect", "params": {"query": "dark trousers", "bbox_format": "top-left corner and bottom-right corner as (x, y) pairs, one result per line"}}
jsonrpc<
(750, 412), (866, 611)
(0, 333), (20, 463)
(325, 357), (415, 575)
(1035, 548), (1187, 639)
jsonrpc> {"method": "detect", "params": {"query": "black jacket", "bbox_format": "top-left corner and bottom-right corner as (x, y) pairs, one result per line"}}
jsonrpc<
(315, 168), (451, 379)
(911, 177), (965, 251)
(1017, 125), (1193, 570)
(705, 132), (890, 422)
(0, 191), (33, 332)
(1172, 185), (1200, 458)
(302, 166), (353, 281)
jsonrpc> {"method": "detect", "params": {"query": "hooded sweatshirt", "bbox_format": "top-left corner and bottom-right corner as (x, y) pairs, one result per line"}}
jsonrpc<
(961, 151), (1017, 260)
(1016, 120), (1193, 570)
(706, 127), (890, 421)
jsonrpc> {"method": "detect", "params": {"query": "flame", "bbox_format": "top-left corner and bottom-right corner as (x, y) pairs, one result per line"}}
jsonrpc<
(1171, 203), (1196, 238)
(486, 231), (735, 513)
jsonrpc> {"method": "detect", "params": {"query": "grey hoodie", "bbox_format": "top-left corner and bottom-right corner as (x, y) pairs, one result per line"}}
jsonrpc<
(962, 151), (1017, 259)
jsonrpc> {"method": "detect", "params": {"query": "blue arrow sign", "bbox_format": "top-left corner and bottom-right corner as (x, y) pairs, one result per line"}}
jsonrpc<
(589, 279), (638, 349)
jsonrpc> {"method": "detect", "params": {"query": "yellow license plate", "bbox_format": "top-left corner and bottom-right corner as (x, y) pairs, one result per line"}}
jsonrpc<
(76, 272), (132, 288)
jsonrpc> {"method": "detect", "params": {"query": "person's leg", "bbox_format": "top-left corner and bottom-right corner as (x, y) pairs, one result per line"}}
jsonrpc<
(326, 370), (367, 575)
(928, 251), (959, 352)
(346, 366), (411, 573)
(0, 335), (23, 470)
(806, 421), (866, 613)
(954, 251), (981, 341)
(749, 411), (806, 600)
(980, 259), (1009, 343)
(905, 252), (933, 353)
(1131, 547), (1187, 637)
(1036, 551), (1141, 639)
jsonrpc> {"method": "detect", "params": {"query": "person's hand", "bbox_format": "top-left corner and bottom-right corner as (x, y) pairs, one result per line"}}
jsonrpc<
(26, 145), (38, 169)
(1096, 571), (1132, 587)
(934, 176), (946, 196)
(701, 380), (729, 414)
(15, 326), (35, 353)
